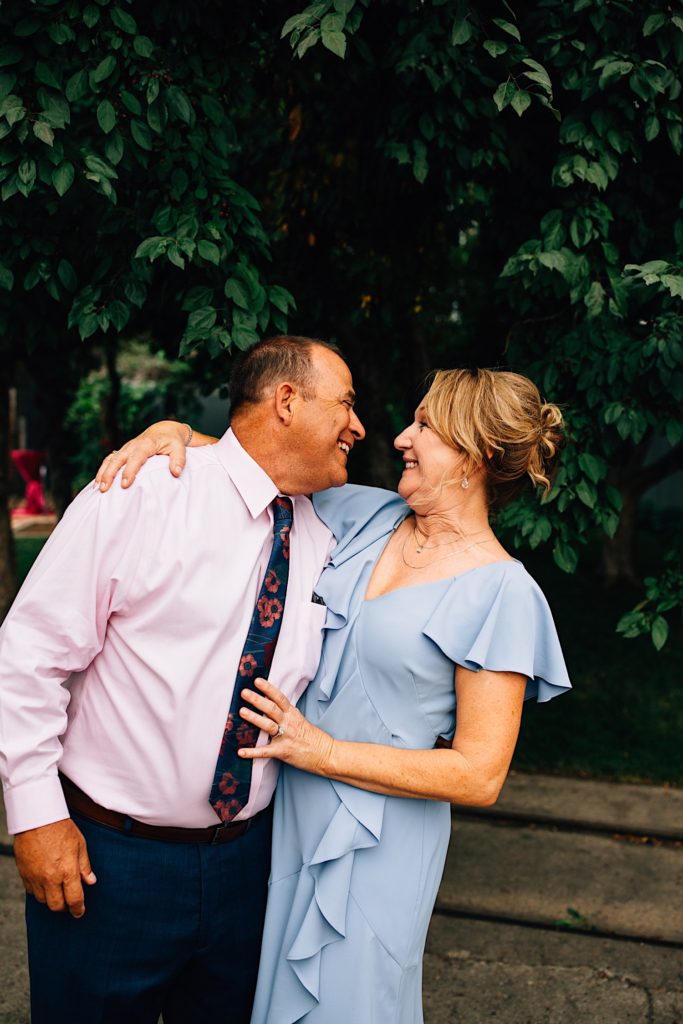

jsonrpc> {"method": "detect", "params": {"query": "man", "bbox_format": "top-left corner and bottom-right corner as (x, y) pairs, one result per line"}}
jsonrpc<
(0, 335), (365, 1024)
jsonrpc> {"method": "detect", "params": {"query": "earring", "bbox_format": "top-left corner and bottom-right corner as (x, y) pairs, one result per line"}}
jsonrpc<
(461, 475), (469, 490)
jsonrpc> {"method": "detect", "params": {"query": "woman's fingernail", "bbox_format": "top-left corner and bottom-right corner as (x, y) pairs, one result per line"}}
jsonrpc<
(99, 482), (107, 491)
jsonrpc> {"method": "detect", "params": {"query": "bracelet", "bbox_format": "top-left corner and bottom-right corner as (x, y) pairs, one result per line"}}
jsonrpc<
(183, 422), (193, 447)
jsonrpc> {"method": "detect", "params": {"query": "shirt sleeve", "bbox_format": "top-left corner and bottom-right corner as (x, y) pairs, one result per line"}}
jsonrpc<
(0, 480), (152, 833)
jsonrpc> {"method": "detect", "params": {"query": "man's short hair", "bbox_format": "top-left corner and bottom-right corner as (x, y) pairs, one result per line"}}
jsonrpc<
(229, 335), (344, 416)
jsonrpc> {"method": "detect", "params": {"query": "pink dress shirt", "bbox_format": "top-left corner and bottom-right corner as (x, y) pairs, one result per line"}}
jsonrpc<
(0, 429), (332, 835)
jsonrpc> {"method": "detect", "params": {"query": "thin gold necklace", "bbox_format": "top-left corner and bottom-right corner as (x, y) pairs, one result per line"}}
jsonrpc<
(401, 533), (495, 570)
(412, 523), (492, 554)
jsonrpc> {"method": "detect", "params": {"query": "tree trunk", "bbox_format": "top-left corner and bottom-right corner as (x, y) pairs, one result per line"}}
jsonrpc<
(0, 372), (17, 621)
(31, 358), (82, 518)
(601, 488), (639, 587)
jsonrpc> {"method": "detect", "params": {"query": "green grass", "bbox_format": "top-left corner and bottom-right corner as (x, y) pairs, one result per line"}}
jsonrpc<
(15, 535), (683, 785)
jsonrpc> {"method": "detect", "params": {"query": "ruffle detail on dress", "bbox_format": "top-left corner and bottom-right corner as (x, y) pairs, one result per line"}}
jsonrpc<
(313, 485), (408, 569)
(422, 562), (571, 703)
(282, 784), (387, 1020)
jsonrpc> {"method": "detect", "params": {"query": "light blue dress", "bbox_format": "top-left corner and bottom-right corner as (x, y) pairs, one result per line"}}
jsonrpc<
(251, 485), (571, 1024)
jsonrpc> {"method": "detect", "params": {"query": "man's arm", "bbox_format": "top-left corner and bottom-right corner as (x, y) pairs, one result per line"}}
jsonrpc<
(0, 480), (150, 914)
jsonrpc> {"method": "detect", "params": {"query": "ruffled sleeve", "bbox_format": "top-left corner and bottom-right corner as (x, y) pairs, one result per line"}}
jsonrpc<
(312, 484), (408, 567)
(423, 562), (571, 703)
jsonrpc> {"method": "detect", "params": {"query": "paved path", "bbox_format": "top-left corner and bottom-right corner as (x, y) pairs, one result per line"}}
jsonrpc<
(1, 772), (682, 1022)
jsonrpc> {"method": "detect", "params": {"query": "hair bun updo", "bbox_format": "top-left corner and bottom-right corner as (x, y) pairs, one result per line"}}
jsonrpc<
(423, 368), (565, 508)
(527, 402), (564, 491)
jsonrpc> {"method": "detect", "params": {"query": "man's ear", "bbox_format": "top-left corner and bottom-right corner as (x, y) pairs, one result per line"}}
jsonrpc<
(274, 381), (298, 424)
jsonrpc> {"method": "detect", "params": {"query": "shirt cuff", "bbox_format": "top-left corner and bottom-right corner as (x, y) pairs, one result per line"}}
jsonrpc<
(3, 775), (70, 835)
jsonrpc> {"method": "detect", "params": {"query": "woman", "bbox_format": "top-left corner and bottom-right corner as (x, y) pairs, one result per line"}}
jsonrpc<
(98, 367), (570, 1024)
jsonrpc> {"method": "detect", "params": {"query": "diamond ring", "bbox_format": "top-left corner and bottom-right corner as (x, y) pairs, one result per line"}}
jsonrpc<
(275, 724), (286, 738)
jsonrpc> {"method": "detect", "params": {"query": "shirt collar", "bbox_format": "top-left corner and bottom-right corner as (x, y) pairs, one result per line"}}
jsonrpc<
(213, 427), (279, 519)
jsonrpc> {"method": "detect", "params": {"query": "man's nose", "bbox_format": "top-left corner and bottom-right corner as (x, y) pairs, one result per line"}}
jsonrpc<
(350, 410), (366, 441)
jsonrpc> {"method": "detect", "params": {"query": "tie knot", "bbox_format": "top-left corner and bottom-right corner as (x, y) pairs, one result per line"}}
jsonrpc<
(273, 496), (293, 529)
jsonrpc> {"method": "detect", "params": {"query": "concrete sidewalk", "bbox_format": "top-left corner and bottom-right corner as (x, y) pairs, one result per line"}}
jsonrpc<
(1, 772), (682, 1023)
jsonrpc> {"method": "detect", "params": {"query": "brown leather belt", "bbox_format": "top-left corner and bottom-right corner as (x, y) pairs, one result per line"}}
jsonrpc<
(60, 775), (264, 846)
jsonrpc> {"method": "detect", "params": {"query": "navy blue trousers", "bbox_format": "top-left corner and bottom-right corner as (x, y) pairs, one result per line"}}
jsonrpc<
(25, 809), (272, 1024)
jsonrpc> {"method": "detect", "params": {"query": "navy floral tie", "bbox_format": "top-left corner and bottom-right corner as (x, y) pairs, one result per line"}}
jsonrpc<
(209, 496), (293, 822)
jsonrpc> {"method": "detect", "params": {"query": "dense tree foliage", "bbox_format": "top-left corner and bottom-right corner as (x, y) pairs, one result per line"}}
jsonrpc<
(1, 0), (681, 647)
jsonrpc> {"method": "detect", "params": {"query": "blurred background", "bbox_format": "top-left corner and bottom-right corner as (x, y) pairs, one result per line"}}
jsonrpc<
(1, 0), (682, 785)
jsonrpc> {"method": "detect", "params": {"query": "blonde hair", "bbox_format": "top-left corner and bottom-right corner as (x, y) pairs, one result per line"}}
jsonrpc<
(423, 368), (564, 507)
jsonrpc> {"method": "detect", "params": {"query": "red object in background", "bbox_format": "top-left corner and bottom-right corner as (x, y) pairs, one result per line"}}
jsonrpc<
(11, 449), (48, 517)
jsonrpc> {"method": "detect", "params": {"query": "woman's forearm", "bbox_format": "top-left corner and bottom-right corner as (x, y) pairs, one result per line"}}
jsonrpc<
(322, 739), (502, 806)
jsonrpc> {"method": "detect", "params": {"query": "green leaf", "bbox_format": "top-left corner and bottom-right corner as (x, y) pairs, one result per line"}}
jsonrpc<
(598, 60), (633, 87)
(52, 161), (74, 195)
(166, 86), (193, 125)
(224, 277), (250, 309)
(0, 45), (23, 68)
(18, 158), (36, 185)
(483, 39), (508, 57)
(92, 56), (117, 84)
(57, 258), (77, 291)
(651, 616), (669, 651)
(83, 4), (100, 28)
(133, 35), (154, 58)
(110, 6), (137, 33)
(147, 98), (167, 134)
(528, 516), (552, 549)
(188, 306), (217, 332)
(120, 90), (142, 115)
(451, 18), (473, 45)
(197, 239), (220, 265)
(97, 99), (117, 134)
(108, 299), (130, 331)
(493, 81), (515, 111)
(105, 130), (124, 164)
(0, 263), (14, 290)
(0, 72), (16, 100)
(35, 62), (61, 90)
(511, 90), (531, 116)
(269, 284), (295, 313)
(233, 324), (259, 350)
(321, 30), (347, 58)
(585, 280), (606, 318)
(334, 0), (355, 11)
(131, 119), (153, 150)
(553, 540), (578, 574)
(492, 18), (521, 42)
(201, 95), (224, 126)
(33, 120), (54, 146)
(661, 275), (683, 298)
(578, 453), (606, 483)
(66, 69), (89, 102)
(575, 479), (597, 509)
(643, 13), (667, 36)
(413, 140), (428, 183)
(135, 236), (168, 260)
(644, 114), (659, 142)
(146, 77), (159, 104)
(49, 23), (73, 45)
(85, 154), (117, 179)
